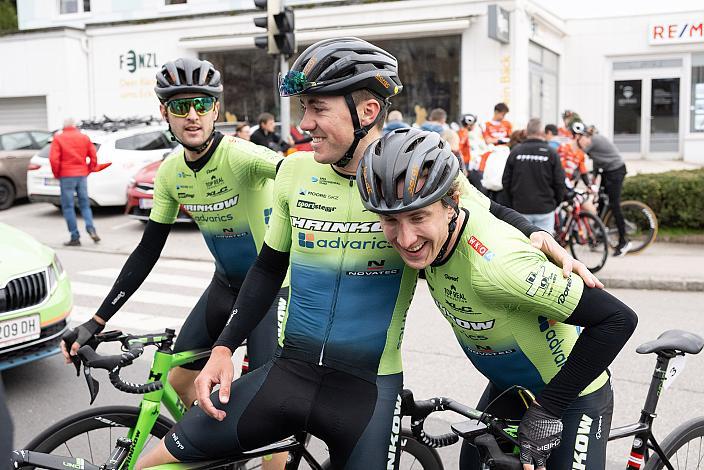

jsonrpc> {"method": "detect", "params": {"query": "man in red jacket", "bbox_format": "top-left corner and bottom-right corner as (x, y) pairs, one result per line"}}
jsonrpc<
(49, 118), (101, 246)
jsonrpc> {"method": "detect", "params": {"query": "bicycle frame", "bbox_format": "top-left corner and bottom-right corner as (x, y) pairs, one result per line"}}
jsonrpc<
(608, 353), (677, 470)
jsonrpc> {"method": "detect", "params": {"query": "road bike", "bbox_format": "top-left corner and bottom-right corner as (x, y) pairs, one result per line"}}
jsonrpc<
(594, 169), (659, 254)
(398, 329), (704, 469)
(554, 188), (609, 272)
(10, 328), (440, 469)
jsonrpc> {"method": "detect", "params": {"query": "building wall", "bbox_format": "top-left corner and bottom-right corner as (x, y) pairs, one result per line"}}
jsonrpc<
(0, 29), (90, 131)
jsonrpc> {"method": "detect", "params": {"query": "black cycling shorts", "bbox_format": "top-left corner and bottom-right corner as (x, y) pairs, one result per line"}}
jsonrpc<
(173, 270), (288, 371)
(459, 378), (613, 470)
(165, 357), (404, 469)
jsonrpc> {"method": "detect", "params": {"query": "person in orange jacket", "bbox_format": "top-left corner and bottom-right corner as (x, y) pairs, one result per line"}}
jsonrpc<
(49, 118), (100, 246)
(483, 102), (512, 144)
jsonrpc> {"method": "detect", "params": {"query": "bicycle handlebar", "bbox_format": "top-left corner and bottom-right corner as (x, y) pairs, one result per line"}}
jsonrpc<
(401, 389), (522, 470)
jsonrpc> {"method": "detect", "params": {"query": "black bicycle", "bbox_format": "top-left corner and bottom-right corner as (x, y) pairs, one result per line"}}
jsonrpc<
(10, 328), (441, 470)
(400, 329), (704, 470)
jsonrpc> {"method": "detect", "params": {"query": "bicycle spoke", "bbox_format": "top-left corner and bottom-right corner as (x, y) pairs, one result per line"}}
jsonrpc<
(88, 430), (94, 464)
(63, 441), (74, 457)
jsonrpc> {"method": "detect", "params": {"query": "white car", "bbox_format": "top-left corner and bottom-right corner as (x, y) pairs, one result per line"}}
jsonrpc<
(27, 125), (176, 207)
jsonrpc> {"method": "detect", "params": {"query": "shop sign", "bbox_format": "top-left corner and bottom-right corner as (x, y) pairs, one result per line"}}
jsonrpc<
(119, 50), (159, 73)
(488, 5), (510, 44)
(648, 21), (704, 45)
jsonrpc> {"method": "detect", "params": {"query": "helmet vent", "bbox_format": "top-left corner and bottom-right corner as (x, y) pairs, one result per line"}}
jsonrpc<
(404, 136), (425, 153)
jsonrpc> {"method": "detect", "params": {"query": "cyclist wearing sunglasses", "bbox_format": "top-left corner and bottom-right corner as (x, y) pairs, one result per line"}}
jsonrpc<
(137, 40), (600, 470)
(62, 60), (288, 467)
(357, 128), (637, 470)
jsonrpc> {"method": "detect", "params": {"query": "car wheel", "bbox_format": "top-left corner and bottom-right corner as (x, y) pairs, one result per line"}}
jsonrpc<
(0, 178), (16, 210)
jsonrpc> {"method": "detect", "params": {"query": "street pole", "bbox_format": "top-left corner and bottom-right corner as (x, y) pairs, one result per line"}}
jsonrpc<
(280, 53), (291, 143)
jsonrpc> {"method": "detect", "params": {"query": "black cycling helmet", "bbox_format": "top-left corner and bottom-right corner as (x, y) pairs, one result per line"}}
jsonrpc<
(155, 58), (223, 153)
(461, 114), (477, 126)
(357, 127), (461, 264)
(280, 37), (403, 167)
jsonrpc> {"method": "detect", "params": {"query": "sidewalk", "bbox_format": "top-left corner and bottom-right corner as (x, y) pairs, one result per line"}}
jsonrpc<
(598, 242), (704, 292)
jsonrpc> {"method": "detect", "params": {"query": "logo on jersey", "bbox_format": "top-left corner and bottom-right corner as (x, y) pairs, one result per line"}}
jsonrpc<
(299, 189), (339, 200)
(183, 195), (239, 212)
(177, 192), (195, 199)
(525, 265), (557, 297)
(297, 200), (336, 213)
(264, 207), (272, 225)
(444, 284), (467, 302)
(469, 345), (516, 357)
(346, 259), (400, 276)
(387, 395), (402, 469)
(311, 176), (341, 186)
(434, 299), (495, 331)
(205, 175), (225, 189)
(572, 414), (593, 469)
(298, 232), (391, 250)
(206, 166), (218, 174)
(176, 172), (191, 178)
(291, 216), (382, 233)
(206, 186), (229, 197)
(468, 236), (495, 261)
(445, 300), (478, 314)
(557, 277), (573, 305)
(215, 229), (249, 239)
(444, 274), (459, 282)
(537, 316), (567, 368)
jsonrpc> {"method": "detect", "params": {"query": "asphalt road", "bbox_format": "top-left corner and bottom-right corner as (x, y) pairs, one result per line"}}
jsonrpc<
(2, 201), (704, 469)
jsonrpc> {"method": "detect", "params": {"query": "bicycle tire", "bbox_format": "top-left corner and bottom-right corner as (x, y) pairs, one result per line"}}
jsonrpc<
(320, 429), (444, 470)
(603, 200), (658, 254)
(21, 406), (174, 468)
(644, 416), (704, 469)
(568, 212), (608, 273)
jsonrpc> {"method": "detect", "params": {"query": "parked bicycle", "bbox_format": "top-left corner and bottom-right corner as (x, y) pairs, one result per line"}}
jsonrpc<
(10, 328), (436, 470)
(554, 187), (609, 272)
(594, 168), (659, 254)
(399, 329), (704, 469)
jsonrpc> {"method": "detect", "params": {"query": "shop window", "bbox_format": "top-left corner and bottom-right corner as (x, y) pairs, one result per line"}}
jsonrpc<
(59, 0), (90, 14)
(528, 41), (559, 124)
(691, 54), (704, 133)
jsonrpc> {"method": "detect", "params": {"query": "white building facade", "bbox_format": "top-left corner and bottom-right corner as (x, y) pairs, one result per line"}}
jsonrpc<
(1, 0), (702, 162)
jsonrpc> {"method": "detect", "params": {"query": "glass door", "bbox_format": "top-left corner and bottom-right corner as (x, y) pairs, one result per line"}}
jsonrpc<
(649, 78), (680, 152)
(613, 80), (642, 153)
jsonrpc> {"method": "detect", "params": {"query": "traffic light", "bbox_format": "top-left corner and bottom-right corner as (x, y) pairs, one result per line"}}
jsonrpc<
(274, 7), (296, 57)
(253, 0), (281, 55)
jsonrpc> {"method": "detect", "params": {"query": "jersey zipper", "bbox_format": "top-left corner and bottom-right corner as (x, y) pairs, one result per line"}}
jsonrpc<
(318, 176), (354, 365)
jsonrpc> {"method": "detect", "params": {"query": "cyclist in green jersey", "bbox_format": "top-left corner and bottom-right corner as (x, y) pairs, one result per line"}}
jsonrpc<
(137, 39), (601, 470)
(356, 127), (638, 470)
(61, 61), (288, 469)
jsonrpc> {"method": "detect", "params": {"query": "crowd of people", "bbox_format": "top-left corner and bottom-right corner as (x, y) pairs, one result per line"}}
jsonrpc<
(383, 103), (632, 257)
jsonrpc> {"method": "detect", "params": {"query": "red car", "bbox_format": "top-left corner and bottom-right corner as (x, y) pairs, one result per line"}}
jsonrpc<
(125, 157), (192, 223)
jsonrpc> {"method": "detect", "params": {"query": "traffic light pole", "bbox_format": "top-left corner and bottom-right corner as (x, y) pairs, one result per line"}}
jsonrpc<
(280, 54), (291, 143)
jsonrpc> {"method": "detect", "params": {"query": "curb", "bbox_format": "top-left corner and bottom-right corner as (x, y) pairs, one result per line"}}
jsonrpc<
(601, 277), (704, 292)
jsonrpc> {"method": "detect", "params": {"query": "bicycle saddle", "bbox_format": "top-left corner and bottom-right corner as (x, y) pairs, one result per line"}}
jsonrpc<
(636, 330), (704, 355)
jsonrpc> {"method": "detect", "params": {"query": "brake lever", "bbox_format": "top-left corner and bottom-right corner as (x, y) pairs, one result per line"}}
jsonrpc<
(83, 366), (100, 405)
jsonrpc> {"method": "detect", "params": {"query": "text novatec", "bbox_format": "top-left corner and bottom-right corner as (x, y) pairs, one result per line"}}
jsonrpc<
(183, 195), (239, 212)
(291, 216), (382, 233)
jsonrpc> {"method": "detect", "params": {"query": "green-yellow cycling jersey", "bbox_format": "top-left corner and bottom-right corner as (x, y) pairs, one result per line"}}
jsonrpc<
(425, 192), (608, 396)
(150, 135), (282, 283)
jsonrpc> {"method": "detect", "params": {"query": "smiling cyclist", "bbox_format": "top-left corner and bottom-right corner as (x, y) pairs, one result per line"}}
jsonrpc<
(61, 60), (289, 470)
(357, 127), (638, 470)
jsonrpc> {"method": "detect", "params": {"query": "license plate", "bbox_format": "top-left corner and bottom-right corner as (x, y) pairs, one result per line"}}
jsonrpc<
(44, 178), (60, 187)
(139, 198), (153, 209)
(0, 314), (41, 348)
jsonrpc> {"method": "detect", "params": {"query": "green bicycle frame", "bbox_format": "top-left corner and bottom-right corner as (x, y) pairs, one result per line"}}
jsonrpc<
(119, 336), (210, 470)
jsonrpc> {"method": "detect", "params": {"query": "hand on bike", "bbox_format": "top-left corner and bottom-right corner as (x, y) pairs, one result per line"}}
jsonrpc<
(194, 346), (235, 421)
(60, 317), (105, 363)
(518, 403), (563, 470)
(529, 231), (604, 289)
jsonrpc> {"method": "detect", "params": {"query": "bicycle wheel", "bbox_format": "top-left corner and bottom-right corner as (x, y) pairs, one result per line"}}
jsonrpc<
(644, 417), (704, 469)
(603, 200), (658, 254)
(320, 429), (443, 470)
(21, 406), (174, 468)
(568, 212), (608, 273)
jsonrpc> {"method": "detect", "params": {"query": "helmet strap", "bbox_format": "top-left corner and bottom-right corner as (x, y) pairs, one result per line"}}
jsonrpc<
(335, 94), (387, 168)
(167, 122), (216, 154)
(430, 197), (460, 267)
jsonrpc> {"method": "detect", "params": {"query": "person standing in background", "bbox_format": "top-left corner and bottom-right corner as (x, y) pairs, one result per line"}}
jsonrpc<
(250, 112), (291, 154)
(502, 118), (565, 233)
(49, 118), (101, 246)
(484, 102), (512, 144)
(235, 123), (251, 141)
(382, 110), (410, 135)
